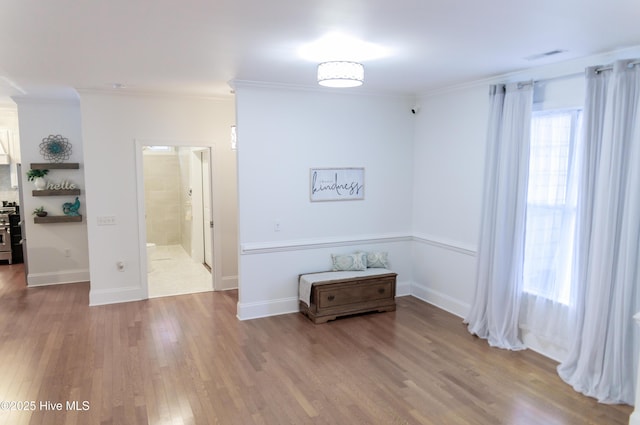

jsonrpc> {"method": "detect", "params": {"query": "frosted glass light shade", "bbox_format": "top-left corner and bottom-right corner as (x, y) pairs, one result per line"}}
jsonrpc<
(317, 61), (364, 88)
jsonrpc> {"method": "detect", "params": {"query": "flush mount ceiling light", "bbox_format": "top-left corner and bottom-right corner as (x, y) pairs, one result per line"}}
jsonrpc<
(317, 61), (364, 88)
(300, 32), (388, 89)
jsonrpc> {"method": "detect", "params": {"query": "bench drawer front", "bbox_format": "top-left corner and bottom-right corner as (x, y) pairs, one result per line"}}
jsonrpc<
(317, 281), (393, 309)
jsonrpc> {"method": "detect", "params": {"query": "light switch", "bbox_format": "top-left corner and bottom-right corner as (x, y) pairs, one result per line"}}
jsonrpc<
(97, 216), (116, 225)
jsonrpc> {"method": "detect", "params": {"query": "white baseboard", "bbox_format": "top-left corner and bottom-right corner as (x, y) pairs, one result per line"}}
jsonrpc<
(410, 282), (470, 318)
(396, 279), (411, 297)
(27, 269), (90, 287)
(630, 411), (640, 425)
(237, 297), (299, 321)
(89, 286), (146, 306)
(219, 275), (238, 291)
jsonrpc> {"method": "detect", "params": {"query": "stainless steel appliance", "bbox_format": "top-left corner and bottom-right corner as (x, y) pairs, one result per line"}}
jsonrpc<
(8, 207), (23, 264)
(16, 163), (28, 279)
(0, 205), (15, 264)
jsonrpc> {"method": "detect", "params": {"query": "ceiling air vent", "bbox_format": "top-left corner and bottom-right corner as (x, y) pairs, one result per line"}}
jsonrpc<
(524, 50), (567, 61)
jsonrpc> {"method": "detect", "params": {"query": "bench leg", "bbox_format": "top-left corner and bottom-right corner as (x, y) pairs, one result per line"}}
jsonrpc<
(313, 315), (337, 324)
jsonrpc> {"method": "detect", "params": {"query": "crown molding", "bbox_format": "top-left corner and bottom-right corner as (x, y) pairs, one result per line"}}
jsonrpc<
(230, 79), (415, 100)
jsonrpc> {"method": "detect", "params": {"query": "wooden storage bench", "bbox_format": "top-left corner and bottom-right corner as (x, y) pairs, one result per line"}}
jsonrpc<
(298, 269), (397, 324)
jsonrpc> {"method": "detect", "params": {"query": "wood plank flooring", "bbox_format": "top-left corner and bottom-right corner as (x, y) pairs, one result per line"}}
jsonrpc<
(0, 263), (633, 424)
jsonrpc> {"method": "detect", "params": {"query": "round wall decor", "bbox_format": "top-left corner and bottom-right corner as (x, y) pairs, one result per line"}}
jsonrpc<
(40, 134), (72, 163)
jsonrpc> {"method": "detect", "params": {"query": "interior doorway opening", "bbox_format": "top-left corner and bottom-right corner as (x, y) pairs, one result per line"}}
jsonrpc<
(139, 144), (215, 298)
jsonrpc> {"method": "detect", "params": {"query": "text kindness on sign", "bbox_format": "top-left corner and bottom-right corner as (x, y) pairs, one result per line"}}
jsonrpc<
(310, 168), (364, 201)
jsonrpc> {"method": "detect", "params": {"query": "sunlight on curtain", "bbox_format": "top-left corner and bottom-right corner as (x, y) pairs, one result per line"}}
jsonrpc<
(519, 110), (582, 348)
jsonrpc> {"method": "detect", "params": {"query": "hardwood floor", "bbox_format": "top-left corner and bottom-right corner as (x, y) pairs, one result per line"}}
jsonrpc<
(0, 263), (633, 425)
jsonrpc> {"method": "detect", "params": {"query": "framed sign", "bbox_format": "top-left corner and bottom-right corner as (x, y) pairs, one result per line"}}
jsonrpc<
(310, 167), (365, 202)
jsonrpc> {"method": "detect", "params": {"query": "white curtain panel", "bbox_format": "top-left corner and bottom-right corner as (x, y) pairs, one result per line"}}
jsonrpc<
(519, 110), (582, 351)
(558, 59), (640, 405)
(465, 83), (533, 350)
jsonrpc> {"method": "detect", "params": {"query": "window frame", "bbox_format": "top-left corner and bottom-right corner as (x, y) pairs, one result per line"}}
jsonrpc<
(522, 108), (582, 304)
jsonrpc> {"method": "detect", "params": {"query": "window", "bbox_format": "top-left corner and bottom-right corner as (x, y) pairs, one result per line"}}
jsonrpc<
(522, 109), (582, 304)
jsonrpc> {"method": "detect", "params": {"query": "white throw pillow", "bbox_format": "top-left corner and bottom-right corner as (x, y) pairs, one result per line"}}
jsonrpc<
(365, 251), (389, 268)
(331, 252), (367, 271)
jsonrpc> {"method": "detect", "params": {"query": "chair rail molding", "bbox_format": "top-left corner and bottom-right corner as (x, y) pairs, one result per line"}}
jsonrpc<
(240, 232), (412, 255)
(412, 233), (477, 257)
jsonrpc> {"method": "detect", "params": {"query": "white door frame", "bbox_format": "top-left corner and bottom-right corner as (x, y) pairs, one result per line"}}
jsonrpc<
(197, 150), (213, 268)
(134, 140), (223, 296)
(189, 148), (213, 269)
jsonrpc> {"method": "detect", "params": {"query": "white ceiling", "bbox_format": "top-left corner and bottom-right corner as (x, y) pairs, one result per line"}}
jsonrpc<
(1, 0), (640, 98)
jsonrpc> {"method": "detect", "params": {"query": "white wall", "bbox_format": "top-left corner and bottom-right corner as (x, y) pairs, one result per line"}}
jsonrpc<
(13, 97), (90, 285)
(411, 85), (488, 316)
(218, 142), (238, 289)
(234, 83), (415, 319)
(79, 92), (237, 305)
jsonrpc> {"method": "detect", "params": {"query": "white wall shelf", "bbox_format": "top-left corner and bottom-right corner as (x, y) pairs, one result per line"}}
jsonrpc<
(30, 162), (82, 222)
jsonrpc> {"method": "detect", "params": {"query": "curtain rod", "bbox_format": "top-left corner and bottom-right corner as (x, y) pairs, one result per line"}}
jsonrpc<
(516, 72), (583, 89)
(595, 59), (640, 74)
(517, 72), (581, 89)
(516, 59), (640, 89)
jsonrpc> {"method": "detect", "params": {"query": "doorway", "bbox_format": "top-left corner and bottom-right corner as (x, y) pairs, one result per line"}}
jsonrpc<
(137, 143), (216, 298)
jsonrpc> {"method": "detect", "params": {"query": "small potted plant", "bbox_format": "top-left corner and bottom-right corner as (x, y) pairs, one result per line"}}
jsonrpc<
(33, 206), (48, 217)
(26, 169), (49, 190)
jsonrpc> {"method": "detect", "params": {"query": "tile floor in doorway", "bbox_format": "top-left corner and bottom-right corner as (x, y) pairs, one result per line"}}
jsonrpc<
(148, 244), (213, 298)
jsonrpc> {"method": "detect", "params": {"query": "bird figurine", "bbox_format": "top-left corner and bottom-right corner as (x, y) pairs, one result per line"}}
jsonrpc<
(63, 197), (81, 216)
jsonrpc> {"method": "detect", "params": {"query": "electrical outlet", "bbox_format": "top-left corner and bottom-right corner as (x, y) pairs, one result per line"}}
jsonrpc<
(117, 261), (125, 271)
(274, 220), (281, 232)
